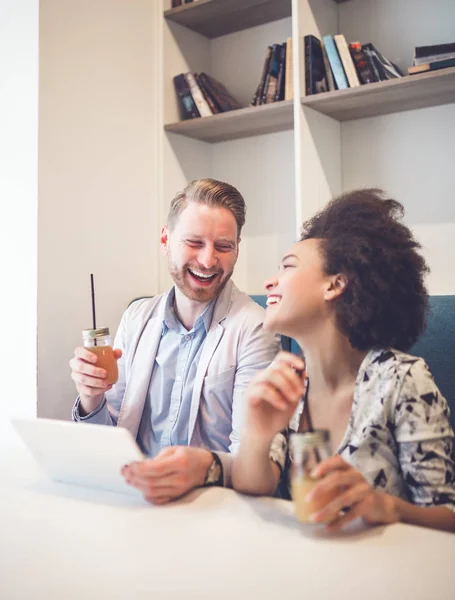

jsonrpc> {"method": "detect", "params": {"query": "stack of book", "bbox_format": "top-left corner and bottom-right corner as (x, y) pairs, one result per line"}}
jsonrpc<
(250, 40), (293, 106)
(304, 34), (402, 96)
(173, 72), (242, 120)
(408, 42), (455, 75)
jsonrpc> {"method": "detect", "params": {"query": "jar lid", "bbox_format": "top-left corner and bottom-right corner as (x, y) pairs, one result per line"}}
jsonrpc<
(82, 327), (110, 340)
(290, 430), (330, 449)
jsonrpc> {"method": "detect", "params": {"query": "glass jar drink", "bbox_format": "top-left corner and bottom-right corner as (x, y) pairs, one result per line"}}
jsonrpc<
(82, 327), (118, 385)
(289, 431), (336, 523)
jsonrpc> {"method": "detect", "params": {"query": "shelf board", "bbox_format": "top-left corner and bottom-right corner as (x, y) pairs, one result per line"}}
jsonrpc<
(164, 0), (292, 39)
(300, 67), (455, 121)
(164, 100), (293, 143)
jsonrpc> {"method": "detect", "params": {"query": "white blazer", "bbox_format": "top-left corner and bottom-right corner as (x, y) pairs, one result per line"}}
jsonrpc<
(73, 280), (280, 485)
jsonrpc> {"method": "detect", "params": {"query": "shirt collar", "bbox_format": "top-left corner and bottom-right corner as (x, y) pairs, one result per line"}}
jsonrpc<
(162, 287), (215, 335)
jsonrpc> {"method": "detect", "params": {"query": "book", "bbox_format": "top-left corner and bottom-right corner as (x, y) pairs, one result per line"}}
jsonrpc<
(362, 44), (381, 82)
(371, 44), (402, 79)
(304, 35), (328, 95)
(321, 39), (336, 91)
(284, 37), (293, 100)
(173, 73), (200, 120)
(334, 34), (360, 87)
(415, 42), (455, 64)
(263, 44), (281, 104)
(198, 72), (242, 112)
(362, 43), (402, 81)
(195, 73), (220, 113)
(323, 35), (349, 89)
(275, 43), (287, 101)
(172, 0), (183, 6)
(349, 42), (375, 84)
(251, 46), (272, 106)
(408, 56), (455, 74)
(184, 73), (212, 117)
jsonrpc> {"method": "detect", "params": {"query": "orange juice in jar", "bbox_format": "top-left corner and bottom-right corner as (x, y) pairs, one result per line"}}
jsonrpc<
(82, 327), (118, 385)
(289, 431), (337, 523)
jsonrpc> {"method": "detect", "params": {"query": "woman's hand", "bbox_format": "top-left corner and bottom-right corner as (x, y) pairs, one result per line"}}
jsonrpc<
(245, 352), (306, 442)
(307, 456), (400, 532)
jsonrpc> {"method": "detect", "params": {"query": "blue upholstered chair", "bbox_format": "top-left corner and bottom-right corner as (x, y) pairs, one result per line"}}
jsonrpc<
(251, 295), (455, 434)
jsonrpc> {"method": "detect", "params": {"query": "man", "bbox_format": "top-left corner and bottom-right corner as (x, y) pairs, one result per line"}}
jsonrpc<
(70, 178), (280, 504)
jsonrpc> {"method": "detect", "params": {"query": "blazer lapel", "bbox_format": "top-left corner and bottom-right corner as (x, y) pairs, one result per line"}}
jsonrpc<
(188, 322), (224, 442)
(118, 316), (162, 439)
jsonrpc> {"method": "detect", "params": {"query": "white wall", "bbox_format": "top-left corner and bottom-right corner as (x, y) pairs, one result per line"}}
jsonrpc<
(340, 0), (455, 294)
(0, 0), (38, 422)
(38, 0), (161, 419)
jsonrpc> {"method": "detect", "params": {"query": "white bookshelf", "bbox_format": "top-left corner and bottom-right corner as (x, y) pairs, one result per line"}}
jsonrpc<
(160, 0), (455, 295)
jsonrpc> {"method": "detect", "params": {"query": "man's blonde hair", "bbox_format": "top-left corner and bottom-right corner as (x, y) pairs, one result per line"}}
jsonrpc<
(167, 178), (246, 236)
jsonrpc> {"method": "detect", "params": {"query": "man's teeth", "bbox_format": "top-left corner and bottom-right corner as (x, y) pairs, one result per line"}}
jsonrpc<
(189, 269), (216, 280)
(266, 296), (281, 306)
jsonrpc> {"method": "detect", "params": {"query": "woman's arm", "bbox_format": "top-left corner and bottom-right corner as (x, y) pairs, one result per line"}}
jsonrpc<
(232, 352), (305, 496)
(232, 434), (281, 496)
(306, 456), (455, 533)
(394, 498), (455, 533)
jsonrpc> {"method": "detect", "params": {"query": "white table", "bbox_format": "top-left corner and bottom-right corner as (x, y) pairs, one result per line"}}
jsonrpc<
(1, 420), (454, 600)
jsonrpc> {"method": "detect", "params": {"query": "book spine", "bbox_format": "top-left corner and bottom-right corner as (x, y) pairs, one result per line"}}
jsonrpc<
(251, 46), (272, 106)
(184, 73), (212, 117)
(322, 35), (349, 89)
(362, 45), (381, 82)
(408, 56), (455, 74)
(195, 73), (219, 113)
(415, 42), (455, 60)
(198, 73), (225, 111)
(198, 73), (241, 112)
(321, 40), (336, 91)
(334, 34), (360, 87)
(371, 44), (402, 78)
(414, 52), (455, 66)
(263, 44), (280, 104)
(305, 35), (328, 95)
(284, 37), (293, 100)
(363, 44), (388, 80)
(173, 73), (200, 120)
(275, 43), (287, 101)
(349, 42), (375, 84)
(304, 35), (312, 95)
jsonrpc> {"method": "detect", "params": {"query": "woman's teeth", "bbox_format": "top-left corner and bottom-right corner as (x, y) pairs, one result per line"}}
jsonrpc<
(266, 296), (281, 307)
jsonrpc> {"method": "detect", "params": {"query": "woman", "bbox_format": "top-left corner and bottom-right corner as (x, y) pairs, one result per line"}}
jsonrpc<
(232, 189), (455, 533)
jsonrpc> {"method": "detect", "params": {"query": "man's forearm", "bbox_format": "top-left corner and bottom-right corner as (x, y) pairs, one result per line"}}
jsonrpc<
(232, 435), (280, 496)
(394, 497), (455, 533)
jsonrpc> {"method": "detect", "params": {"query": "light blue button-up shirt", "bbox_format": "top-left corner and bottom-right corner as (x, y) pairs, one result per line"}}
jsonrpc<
(136, 289), (215, 457)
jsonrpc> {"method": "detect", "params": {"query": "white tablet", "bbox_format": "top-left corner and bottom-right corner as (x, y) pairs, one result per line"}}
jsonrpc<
(12, 418), (145, 496)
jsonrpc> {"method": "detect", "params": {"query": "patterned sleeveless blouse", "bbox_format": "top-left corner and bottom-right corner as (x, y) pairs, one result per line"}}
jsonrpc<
(270, 349), (455, 511)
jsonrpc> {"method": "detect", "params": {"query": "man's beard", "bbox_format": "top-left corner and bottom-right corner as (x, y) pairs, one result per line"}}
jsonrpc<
(167, 257), (233, 303)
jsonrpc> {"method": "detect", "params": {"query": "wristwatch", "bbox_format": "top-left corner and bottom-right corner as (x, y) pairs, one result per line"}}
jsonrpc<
(204, 452), (223, 486)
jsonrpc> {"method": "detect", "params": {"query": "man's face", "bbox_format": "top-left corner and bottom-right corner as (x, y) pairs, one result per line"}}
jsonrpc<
(161, 202), (240, 303)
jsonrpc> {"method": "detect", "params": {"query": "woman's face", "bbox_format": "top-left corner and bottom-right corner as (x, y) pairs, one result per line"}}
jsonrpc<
(264, 239), (341, 338)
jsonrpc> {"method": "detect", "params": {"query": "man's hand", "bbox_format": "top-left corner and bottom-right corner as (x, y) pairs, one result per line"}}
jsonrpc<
(306, 456), (400, 532)
(69, 347), (122, 415)
(121, 446), (214, 505)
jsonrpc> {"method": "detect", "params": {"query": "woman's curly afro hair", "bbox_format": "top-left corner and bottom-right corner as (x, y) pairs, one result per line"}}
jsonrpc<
(300, 188), (429, 352)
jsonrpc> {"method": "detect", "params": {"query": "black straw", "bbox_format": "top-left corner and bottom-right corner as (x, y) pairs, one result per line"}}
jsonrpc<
(90, 274), (97, 330)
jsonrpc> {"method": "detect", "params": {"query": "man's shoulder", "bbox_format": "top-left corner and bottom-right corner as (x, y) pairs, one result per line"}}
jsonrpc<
(226, 285), (267, 325)
(124, 293), (167, 322)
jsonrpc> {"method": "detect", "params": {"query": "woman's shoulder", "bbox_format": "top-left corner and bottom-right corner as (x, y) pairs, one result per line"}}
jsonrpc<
(362, 348), (432, 385)
(360, 348), (447, 418)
